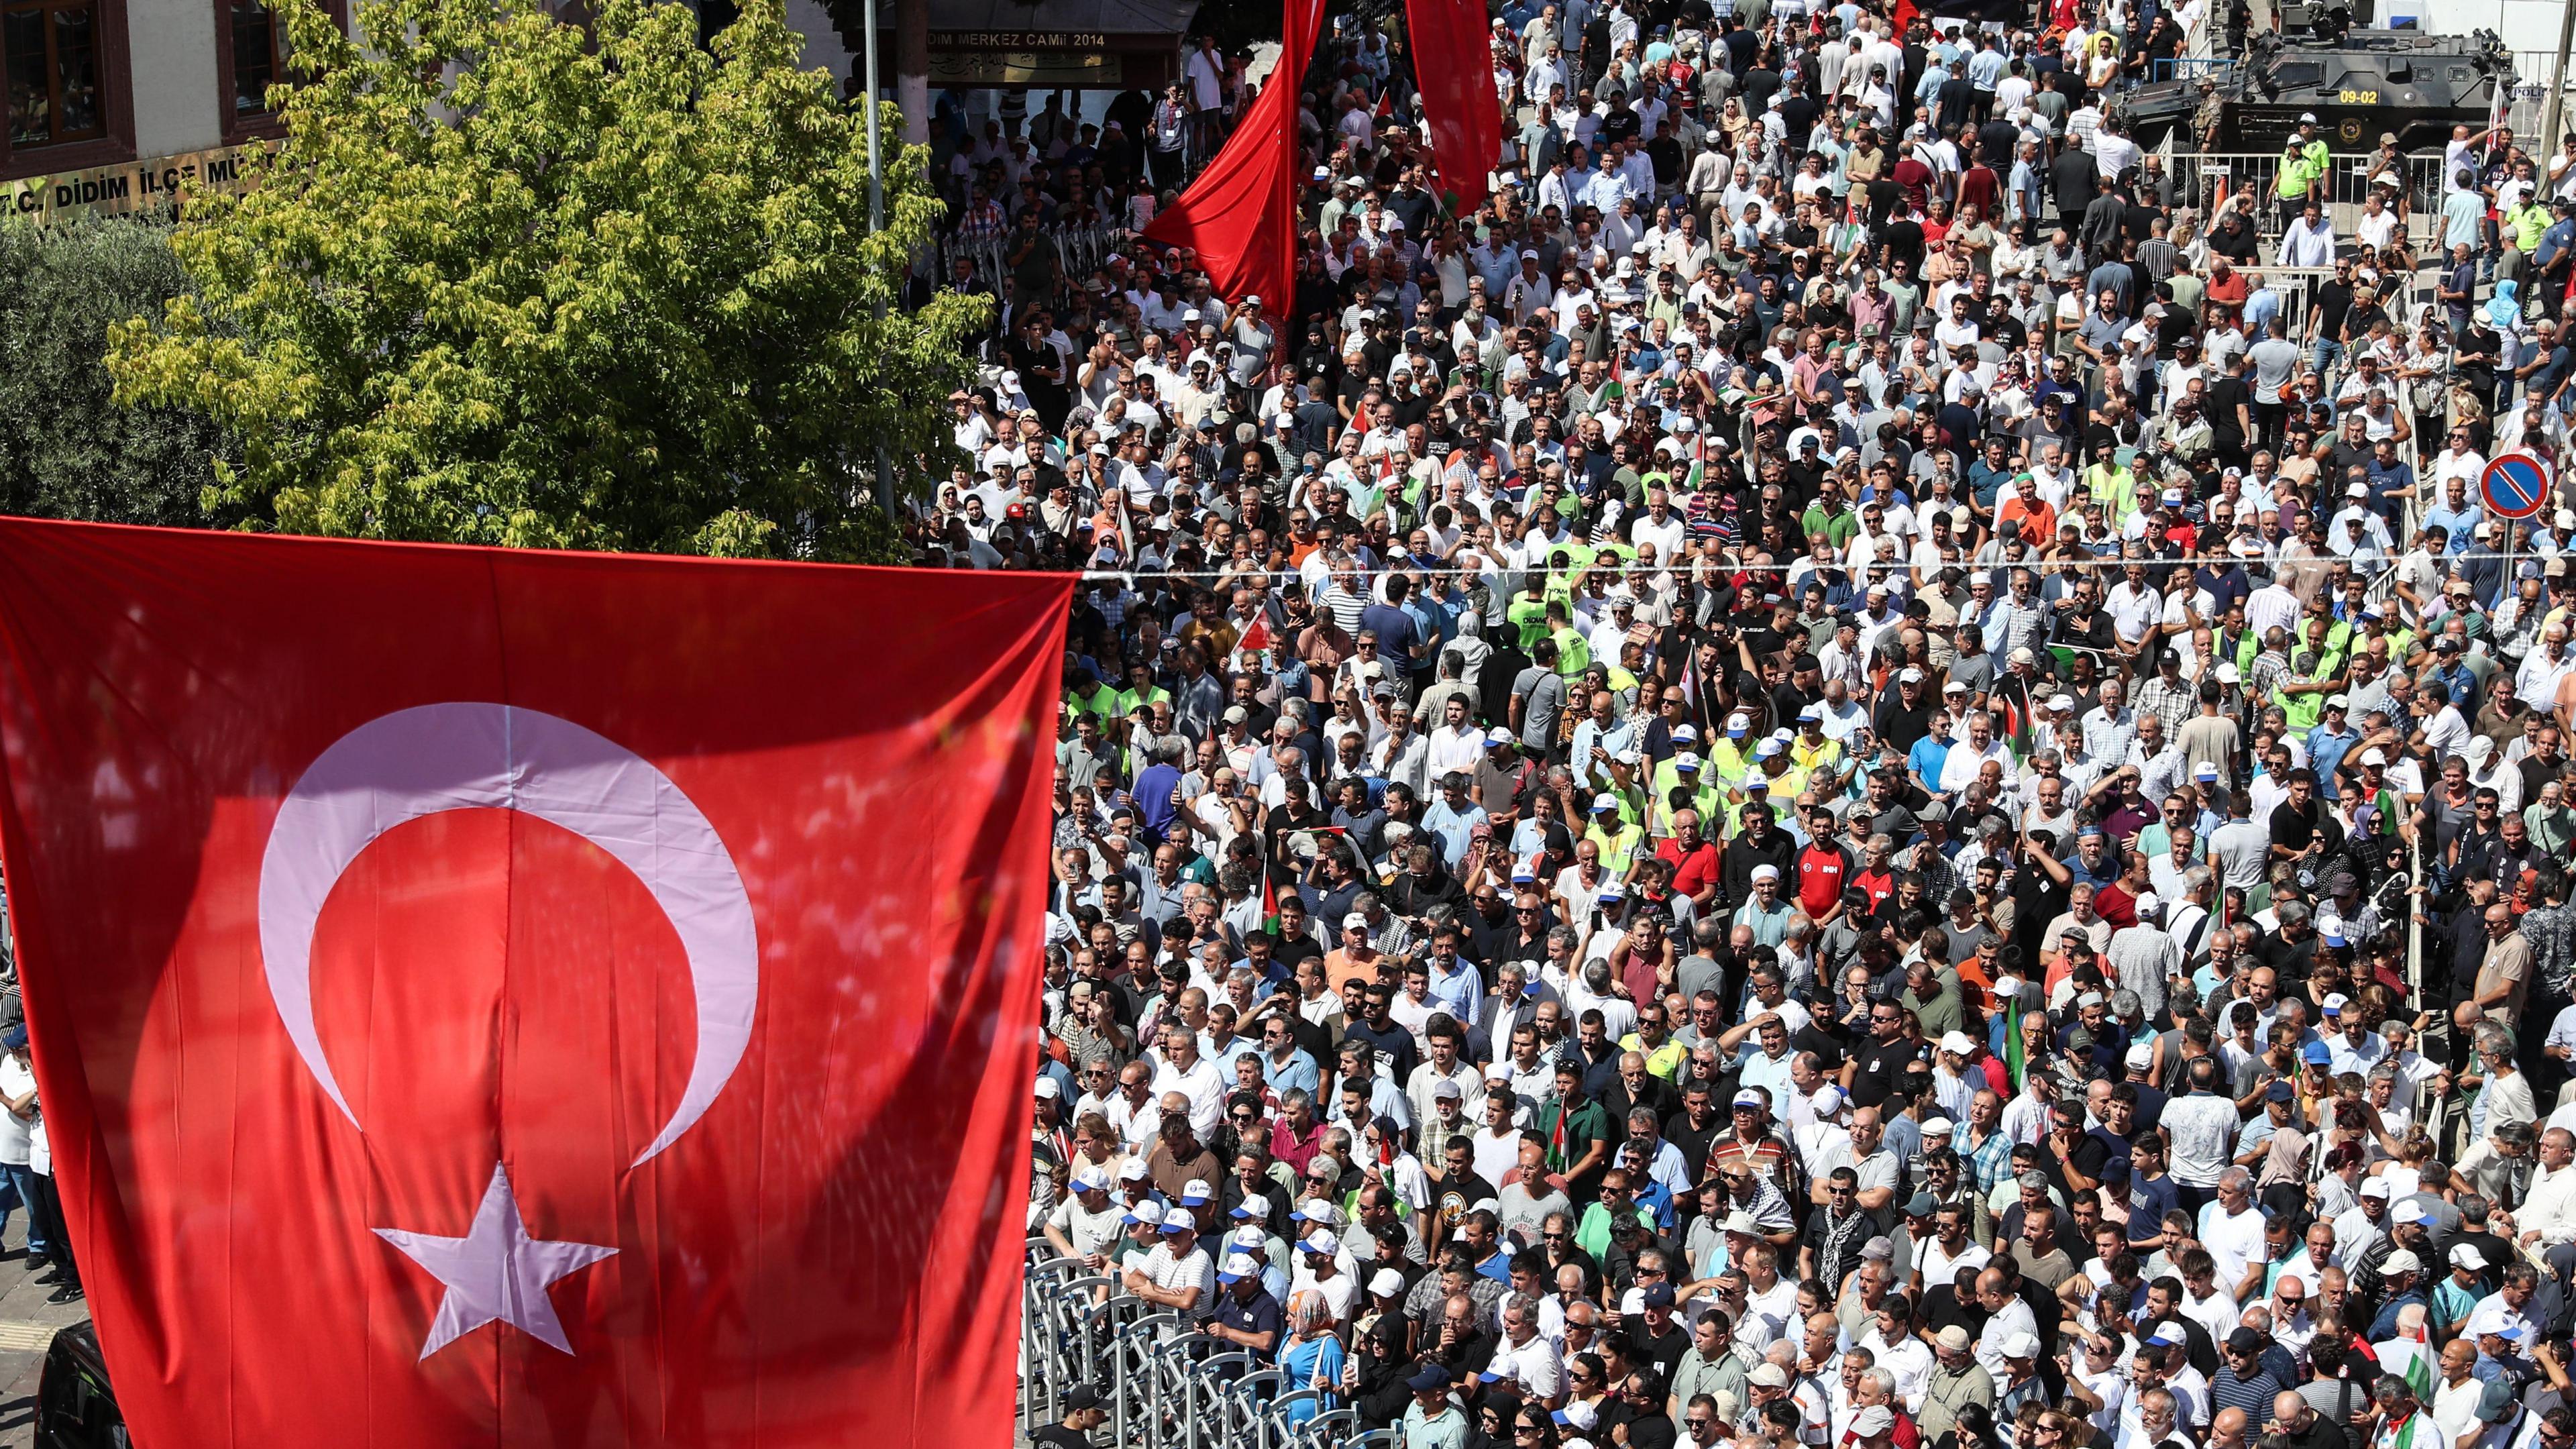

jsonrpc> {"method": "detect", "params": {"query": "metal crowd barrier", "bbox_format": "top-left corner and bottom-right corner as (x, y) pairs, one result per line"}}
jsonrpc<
(937, 223), (1136, 303)
(2151, 56), (2239, 80)
(1018, 1237), (1389, 1449)
(2170, 150), (2454, 243)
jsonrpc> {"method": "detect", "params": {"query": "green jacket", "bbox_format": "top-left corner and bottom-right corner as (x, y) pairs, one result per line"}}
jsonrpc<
(2277, 140), (2330, 199)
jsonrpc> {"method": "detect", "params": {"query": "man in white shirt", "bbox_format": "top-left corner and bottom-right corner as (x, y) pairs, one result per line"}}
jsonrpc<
(1938, 712), (2013, 794)
(2278, 202), (2335, 266)
(1913, 1199), (1992, 1297)
(1126, 1206), (1218, 1327)
(1971, 1266), (2039, 1379)
(1151, 1022), (1228, 1135)
(1489, 1294), (1568, 1399)
(1425, 695), (1486, 776)
(2519, 1128), (2576, 1257)
(2158, 1059), (2243, 1205)
(2199, 1167), (2270, 1303)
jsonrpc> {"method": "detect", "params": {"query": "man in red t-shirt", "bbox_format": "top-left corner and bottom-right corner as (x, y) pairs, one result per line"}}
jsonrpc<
(1795, 803), (1855, 926)
(1655, 810), (1723, 913)
(1850, 832), (1898, 916)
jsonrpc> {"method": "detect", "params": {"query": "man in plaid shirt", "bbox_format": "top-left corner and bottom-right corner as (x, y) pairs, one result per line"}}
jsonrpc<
(1960, 1090), (2018, 1199)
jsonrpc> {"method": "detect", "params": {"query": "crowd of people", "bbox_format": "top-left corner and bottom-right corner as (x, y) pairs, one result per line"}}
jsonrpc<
(1000, 0), (2576, 1447)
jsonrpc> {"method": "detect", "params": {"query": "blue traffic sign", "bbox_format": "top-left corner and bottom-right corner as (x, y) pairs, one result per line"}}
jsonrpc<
(2483, 451), (2551, 521)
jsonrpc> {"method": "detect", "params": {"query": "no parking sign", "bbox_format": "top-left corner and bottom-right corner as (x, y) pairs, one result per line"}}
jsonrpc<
(2483, 451), (2551, 521)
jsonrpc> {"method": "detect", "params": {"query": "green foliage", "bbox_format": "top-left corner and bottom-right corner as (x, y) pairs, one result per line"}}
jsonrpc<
(0, 217), (221, 528)
(108, 0), (987, 562)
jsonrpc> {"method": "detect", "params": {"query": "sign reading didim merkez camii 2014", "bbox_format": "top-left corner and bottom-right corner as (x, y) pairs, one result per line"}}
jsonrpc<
(3, 143), (268, 224)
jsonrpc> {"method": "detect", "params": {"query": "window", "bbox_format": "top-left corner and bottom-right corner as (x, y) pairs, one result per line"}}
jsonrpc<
(229, 0), (284, 118)
(217, 0), (339, 138)
(3, 0), (104, 150)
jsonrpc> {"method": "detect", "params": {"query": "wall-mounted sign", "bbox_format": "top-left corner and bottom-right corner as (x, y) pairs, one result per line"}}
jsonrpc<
(930, 30), (1111, 48)
(4, 143), (270, 225)
(928, 50), (1124, 85)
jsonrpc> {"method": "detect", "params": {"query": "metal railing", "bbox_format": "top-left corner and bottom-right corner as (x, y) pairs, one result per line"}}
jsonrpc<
(939, 223), (1135, 299)
(2151, 56), (2240, 80)
(2507, 52), (2567, 138)
(2171, 150), (2454, 241)
(1019, 1238), (1389, 1449)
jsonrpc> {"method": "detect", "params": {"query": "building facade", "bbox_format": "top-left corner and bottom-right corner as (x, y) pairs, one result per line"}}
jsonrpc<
(1, 0), (863, 193)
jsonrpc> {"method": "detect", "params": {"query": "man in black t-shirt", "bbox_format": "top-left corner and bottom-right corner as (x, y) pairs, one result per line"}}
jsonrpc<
(1030, 1387), (1109, 1449)
(1843, 998), (1920, 1110)
(1625, 1284), (1693, 1385)
(2266, 768), (2328, 866)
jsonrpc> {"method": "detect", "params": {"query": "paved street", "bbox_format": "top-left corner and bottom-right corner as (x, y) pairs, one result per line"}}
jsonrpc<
(0, 1214), (89, 1448)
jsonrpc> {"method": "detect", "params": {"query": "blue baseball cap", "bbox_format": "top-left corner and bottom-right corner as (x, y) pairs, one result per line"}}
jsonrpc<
(2301, 1040), (2334, 1065)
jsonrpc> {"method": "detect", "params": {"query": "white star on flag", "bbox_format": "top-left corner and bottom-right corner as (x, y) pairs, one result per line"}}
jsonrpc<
(374, 1163), (616, 1360)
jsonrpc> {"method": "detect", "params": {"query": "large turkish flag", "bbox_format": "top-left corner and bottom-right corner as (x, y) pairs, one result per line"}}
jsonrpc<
(0, 521), (1069, 1447)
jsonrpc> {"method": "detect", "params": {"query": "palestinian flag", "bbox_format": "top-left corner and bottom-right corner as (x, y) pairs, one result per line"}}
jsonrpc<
(2377, 1320), (2438, 1405)
(1262, 872), (1280, 934)
(2380, 1409), (2430, 1449)
(1994, 684), (2033, 759)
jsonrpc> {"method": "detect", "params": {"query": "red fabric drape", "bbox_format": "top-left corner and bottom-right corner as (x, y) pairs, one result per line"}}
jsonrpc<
(1406, 0), (1501, 212)
(0, 521), (1069, 1448)
(1142, 0), (1328, 311)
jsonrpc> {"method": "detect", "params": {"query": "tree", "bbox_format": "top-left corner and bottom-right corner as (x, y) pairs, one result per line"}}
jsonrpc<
(107, 0), (988, 562)
(0, 218), (223, 529)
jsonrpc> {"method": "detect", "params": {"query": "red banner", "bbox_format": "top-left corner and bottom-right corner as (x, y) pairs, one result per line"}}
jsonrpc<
(1406, 0), (1500, 212)
(0, 521), (1069, 1448)
(1142, 0), (1327, 314)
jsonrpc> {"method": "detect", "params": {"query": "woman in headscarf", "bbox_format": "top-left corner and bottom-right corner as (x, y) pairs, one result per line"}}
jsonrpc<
(1349, 1311), (1417, 1428)
(1275, 1289), (1344, 1424)
(2488, 278), (2526, 403)
(1513, 1403), (1566, 1449)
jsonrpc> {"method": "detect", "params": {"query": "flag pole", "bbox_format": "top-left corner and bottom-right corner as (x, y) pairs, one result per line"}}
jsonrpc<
(863, 0), (898, 523)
